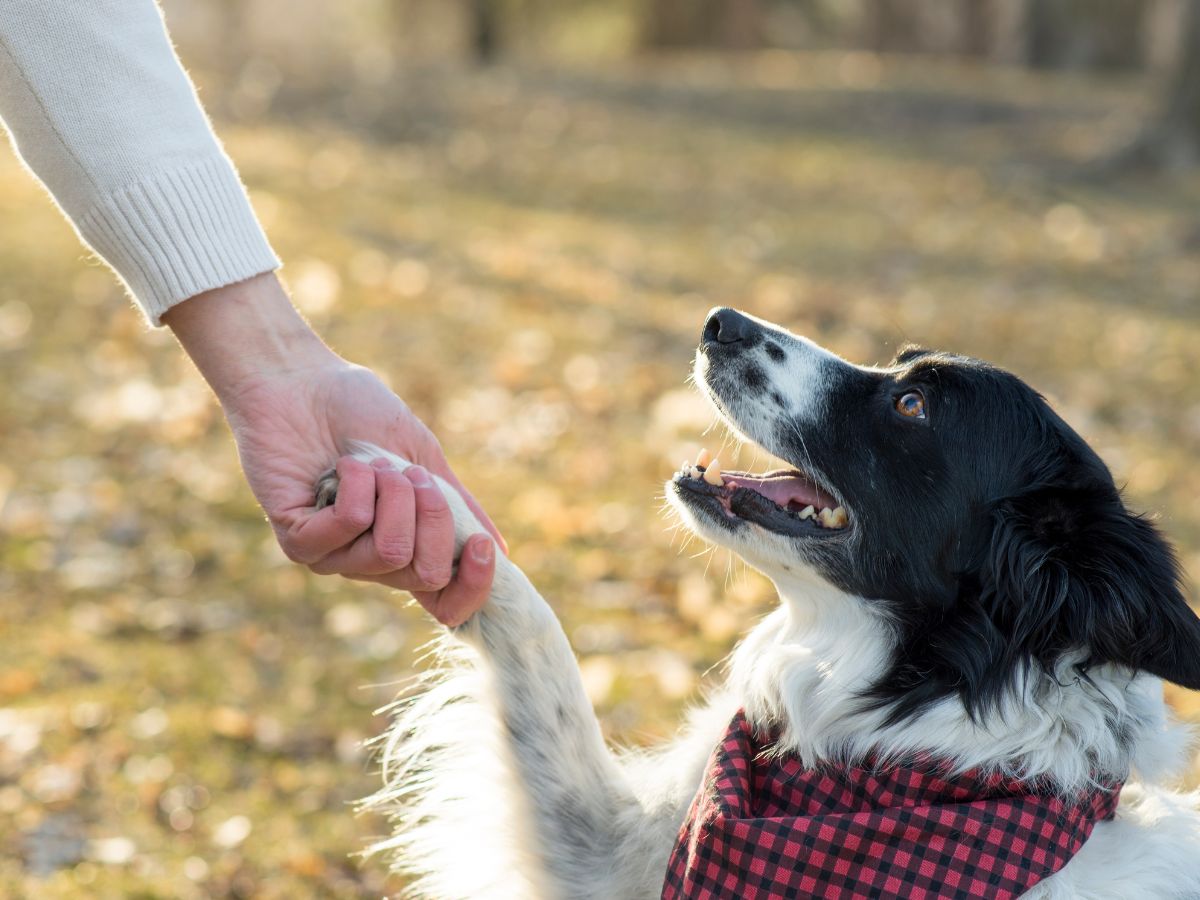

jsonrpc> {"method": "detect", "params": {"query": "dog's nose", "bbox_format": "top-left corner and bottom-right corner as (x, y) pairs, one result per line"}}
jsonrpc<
(703, 308), (752, 345)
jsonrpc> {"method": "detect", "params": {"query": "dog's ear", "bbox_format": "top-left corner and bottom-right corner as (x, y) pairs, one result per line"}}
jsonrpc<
(983, 484), (1200, 689)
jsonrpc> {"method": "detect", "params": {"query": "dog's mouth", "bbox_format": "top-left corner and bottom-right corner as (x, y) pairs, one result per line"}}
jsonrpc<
(672, 449), (849, 537)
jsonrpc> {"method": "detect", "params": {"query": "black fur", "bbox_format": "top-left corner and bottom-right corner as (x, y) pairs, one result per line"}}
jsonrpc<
(700, 312), (1200, 723)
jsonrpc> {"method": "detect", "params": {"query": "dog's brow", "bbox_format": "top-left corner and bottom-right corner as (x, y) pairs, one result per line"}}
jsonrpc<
(894, 346), (932, 366)
(904, 357), (951, 382)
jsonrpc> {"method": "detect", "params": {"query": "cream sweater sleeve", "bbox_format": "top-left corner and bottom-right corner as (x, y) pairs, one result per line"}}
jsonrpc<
(0, 0), (279, 325)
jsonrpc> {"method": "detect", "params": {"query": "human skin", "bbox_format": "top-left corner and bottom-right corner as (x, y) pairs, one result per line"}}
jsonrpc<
(162, 272), (501, 626)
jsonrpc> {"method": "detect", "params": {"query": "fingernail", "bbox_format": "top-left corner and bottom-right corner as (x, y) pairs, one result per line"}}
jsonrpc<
(371, 457), (393, 470)
(407, 466), (432, 487)
(470, 537), (494, 565)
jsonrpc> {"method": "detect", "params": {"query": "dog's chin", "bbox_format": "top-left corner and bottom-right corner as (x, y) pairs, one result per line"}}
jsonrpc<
(665, 476), (843, 577)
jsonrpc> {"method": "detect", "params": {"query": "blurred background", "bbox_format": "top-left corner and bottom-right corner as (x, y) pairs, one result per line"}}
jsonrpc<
(2, 0), (1200, 896)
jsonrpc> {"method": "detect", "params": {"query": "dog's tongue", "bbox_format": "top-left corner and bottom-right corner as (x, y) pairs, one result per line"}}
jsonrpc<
(722, 470), (836, 511)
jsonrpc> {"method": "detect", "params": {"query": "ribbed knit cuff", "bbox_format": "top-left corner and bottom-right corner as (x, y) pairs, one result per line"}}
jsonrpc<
(77, 155), (280, 326)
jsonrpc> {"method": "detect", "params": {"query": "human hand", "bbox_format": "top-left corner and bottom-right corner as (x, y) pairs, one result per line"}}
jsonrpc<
(163, 274), (503, 625)
(225, 361), (504, 624)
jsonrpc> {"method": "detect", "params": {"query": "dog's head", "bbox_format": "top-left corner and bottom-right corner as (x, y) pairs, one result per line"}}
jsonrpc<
(668, 308), (1200, 719)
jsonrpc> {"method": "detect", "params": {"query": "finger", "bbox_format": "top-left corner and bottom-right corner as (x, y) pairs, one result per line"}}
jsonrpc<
(307, 461), (417, 577)
(367, 458), (417, 569)
(337, 566), (461, 593)
(407, 465), (456, 590)
(282, 458), (376, 564)
(412, 535), (496, 627)
(432, 464), (508, 555)
(338, 537), (493, 595)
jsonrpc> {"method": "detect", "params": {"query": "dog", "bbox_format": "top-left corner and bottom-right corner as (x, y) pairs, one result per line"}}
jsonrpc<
(317, 308), (1200, 898)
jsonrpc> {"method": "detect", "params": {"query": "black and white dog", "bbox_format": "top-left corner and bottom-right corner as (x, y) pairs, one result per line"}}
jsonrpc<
(321, 309), (1200, 898)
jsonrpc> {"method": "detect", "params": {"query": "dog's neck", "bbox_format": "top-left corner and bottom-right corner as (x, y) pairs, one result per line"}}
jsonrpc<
(728, 570), (1187, 792)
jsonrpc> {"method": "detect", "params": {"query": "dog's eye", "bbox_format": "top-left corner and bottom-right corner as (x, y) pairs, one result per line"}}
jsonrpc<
(894, 390), (926, 420)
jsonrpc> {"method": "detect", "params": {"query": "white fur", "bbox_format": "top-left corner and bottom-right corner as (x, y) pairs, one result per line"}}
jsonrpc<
(701, 307), (846, 427)
(349, 430), (1200, 899)
(731, 582), (1187, 794)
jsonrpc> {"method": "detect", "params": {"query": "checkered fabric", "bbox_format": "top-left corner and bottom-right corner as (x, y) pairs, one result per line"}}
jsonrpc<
(662, 711), (1122, 900)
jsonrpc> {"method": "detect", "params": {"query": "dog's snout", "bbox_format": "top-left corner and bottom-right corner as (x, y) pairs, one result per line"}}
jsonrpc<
(704, 308), (753, 345)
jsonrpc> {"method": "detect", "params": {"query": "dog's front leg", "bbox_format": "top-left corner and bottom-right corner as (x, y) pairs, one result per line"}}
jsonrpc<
(466, 555), (640, 897)
(320, 446), (649, 899)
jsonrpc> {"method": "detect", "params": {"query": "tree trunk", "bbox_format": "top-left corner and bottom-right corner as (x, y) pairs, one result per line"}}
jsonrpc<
(959, 0), (993, 58)
(468, 0), (499, 63)
(865, 0), (922, 53)
(1027, 0), (1145, 70)
(643, 0), (700, 47)
(642, 0), (764, 49)
(1160, 0), (1200, 156)
(720, 0), (764, 50)
(1026, 0), (1065, 68)
(1104, 0), (1200, 171)
(1145, 0), (1200, 167)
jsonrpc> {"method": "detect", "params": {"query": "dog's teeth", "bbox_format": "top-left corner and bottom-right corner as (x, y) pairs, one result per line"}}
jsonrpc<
(696, 448), (712, 468)
(689, 466), (702, 479)
(702, 459), (724, 486)
(798, 505), (815, 520)
(828, 506), (848, 528)
(817, 507), (834, 527)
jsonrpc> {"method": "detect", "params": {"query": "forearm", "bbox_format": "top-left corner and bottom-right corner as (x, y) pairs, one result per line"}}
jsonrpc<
(0, 0), (277, 324)
(163, 273), (341, 405)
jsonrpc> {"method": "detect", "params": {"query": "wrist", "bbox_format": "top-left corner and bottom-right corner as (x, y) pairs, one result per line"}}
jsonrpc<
(164, 273), (343, 402)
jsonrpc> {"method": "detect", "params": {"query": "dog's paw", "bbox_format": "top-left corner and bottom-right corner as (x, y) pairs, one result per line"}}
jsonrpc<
(314, 468), (340, 510)
(317, 444), (484, 557)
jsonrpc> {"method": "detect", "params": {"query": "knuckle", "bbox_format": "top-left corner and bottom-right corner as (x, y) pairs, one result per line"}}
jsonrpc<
(415, 565), (452, 590)
(338, 506), (375, 532)
(415, 487), (451, 517)
(281, 542), (317, 566)
(379, 467), (410, 489)
(418, 502), (452, 527)
(375, 540), (414, 569)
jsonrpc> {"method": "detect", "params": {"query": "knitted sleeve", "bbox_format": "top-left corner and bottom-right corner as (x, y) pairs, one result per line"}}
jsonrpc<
(0, 0), (279, 325)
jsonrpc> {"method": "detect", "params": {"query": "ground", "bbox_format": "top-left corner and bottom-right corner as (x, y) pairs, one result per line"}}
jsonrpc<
(1, 53), (1199, 897)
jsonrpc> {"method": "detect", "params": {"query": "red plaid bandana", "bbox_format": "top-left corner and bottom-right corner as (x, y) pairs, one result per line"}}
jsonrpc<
(663, 711), (1121, 900)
